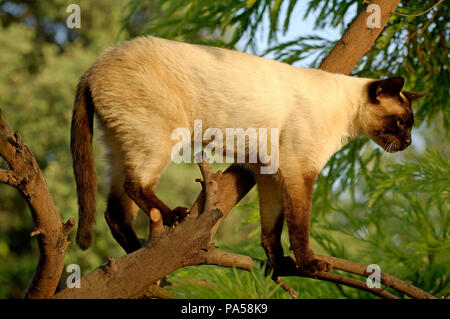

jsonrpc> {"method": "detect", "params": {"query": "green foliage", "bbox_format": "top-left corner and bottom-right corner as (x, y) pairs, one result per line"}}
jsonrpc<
(166, 144), (449, 299)
(320, 147), (450, 297)
(167, 265), (287, 299)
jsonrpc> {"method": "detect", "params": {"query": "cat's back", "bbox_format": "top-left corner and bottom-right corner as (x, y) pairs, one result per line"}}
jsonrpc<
(88, 35), (308, 97)
(86, 36), (339, 132)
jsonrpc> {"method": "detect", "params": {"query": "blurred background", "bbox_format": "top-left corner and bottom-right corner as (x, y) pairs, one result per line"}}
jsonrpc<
(0, 0), (448, 298)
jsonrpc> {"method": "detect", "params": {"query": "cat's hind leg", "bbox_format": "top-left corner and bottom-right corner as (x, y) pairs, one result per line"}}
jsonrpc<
(104, 185), (141, 253)
(101, 140), (142, 253)
(256, 173), (284, 263)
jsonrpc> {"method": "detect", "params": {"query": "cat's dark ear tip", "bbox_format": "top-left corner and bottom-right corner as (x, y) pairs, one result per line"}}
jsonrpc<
(369, 76), (405, 99)
(402, 91), (430, 101)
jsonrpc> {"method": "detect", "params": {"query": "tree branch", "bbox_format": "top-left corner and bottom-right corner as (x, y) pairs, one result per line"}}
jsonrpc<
(0, 111), (75, 299)
(140, 284), (176, 299)
(194, 250), (437, 299)
(195, 250), (255, 270)
(319, 0), (402, 74)
(194, 250), (298, 298)
(316, 255), (437, 299)
(52, 157), (435, 299)
(53, 159), (247, 298)
(191, 250), (393, 299)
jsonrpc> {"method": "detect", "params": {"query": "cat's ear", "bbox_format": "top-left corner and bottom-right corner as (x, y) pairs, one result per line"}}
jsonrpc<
(402, 91), (429, 102)
(369, 77), (405, 102)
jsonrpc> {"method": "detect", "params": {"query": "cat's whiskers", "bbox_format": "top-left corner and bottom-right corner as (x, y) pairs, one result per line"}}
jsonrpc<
(381, 142), (392, 168)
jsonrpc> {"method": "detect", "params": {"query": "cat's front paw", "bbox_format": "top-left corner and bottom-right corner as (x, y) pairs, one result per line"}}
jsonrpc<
(301, 258), (331, 275)
(297, 249), (332, 275)
(163, 206), (190, 226)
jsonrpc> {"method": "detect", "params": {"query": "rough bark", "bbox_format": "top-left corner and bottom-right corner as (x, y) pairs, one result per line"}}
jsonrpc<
(53, 157), (436, 299)
(0, 110), (75, 299)
(54, 156), (254, 298)
(319, 0), (402, 74)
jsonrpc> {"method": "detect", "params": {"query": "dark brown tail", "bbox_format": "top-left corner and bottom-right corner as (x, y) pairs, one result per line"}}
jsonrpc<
(71, 79), (96, 250)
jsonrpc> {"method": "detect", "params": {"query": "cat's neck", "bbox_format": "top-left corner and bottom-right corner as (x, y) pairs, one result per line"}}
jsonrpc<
(329, 72), (372, 142)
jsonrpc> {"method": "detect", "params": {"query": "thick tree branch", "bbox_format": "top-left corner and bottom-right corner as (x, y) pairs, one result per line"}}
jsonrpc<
(53, 160), (249, 298)
(53, 157), (436, 299)
(0, 110), (75, 299)
(319, 0), (402, 74)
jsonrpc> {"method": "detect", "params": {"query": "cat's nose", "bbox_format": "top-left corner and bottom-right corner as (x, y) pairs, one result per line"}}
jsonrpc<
(405, 138), (411, 146)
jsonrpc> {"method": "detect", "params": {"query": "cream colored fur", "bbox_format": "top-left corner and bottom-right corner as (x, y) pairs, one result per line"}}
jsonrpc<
(85, 36), (374, 186)
(75, 36), (418, 263)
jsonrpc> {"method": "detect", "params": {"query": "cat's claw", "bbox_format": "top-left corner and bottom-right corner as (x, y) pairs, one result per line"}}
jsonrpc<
(163, 206), (190, 226)
(172, 206), (190, 222)
(300, 258), (332, 275)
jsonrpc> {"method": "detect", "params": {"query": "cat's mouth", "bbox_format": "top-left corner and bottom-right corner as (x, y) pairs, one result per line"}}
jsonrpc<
(371, 130), (407, 153)
(376, 135), (402, 153)
(384, 143), (400, 153)
(381, 138), (407, 153)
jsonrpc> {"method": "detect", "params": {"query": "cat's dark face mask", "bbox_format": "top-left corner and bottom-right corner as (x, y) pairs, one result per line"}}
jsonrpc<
(374, 114), (413, 152)
(366, 77), (428, 153)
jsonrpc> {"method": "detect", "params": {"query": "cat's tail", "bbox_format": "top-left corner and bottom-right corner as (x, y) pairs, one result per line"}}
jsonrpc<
(71, 77), (96, 250)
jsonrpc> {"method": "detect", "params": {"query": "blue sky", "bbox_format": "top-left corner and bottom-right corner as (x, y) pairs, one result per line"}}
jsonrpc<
(239, 2), (357, 67)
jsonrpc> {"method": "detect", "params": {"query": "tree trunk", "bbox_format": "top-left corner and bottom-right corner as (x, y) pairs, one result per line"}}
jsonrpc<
(319, 0), (402, 74)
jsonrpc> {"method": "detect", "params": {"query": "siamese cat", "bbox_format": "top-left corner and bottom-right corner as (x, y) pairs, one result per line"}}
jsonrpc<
(71, 36), (426, 274)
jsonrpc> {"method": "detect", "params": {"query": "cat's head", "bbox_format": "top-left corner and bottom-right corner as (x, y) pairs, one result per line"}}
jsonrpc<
(363, 77), (428, 153)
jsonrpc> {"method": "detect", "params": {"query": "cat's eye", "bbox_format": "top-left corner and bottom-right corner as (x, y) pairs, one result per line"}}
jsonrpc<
(396, 118), (405, 127)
